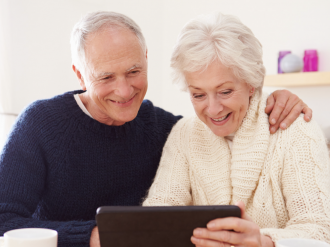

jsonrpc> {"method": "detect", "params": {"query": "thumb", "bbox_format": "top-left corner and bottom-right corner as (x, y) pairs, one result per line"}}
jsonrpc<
(236, 201), (253, 222)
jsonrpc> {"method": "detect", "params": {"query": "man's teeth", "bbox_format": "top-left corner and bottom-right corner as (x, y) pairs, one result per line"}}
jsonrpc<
(212, 114), (229, 122)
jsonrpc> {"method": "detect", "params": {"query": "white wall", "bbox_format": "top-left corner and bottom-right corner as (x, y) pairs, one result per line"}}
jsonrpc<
(1, 0), (330, 120)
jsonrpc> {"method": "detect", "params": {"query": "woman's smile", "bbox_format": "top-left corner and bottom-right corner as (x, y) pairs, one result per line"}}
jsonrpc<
(210, 112), (231, 125)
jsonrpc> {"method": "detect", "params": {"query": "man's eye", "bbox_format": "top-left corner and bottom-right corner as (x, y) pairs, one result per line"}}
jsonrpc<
(102, 76), (111, 80)
(130, 70), (139, 74)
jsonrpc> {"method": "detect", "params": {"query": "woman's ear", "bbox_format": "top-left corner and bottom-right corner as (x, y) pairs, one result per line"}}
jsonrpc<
(249, 86), (255, 96)
(72, 64), (87, 91)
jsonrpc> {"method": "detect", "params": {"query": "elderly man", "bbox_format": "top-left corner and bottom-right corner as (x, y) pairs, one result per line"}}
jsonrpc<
(0, 11), (312, 247)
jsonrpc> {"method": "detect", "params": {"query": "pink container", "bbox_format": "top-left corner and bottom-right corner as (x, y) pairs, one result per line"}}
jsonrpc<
(303, 49), (318, 72)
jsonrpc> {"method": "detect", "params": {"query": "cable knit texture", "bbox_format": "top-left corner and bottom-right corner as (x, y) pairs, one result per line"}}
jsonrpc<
(0, 90), (181, 247)
(143, 91), (330, 244)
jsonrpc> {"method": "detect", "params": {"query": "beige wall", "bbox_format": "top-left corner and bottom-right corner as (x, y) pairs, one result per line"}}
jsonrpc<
(1, 0), (330, 122)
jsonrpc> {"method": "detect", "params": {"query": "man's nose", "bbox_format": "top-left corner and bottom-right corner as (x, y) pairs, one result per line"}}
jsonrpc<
(115, 78), (134, 99)
(206, 97), (223, 117)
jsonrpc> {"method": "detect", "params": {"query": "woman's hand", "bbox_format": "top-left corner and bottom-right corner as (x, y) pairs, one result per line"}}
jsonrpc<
(90, 226), (100, 247)
(191, 201), (274, 247)
(265, 89), (312, 134)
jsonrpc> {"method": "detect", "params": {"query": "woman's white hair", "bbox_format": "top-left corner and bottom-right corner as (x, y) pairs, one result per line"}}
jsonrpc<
(171, 12), (266, 91)
(70, 11), (146, 78)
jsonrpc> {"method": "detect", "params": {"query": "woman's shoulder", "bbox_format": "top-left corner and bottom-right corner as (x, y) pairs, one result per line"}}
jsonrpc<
(282, 114), (326, 142)
(270, 114), (328, 162)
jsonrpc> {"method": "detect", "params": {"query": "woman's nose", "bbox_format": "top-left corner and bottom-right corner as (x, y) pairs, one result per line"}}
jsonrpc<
(206, 98), (223, 117)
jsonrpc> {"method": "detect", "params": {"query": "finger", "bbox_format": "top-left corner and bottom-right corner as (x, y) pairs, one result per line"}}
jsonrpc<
(265, 94), (275, 116)
(269, 94), (300, 132)
(206, 217), (252, 233)
(193, 228), (243, 245)
(266, 89), (292, 125)
(277, 102), (304, 130)
(268, 97), (287, 126)
(235, 201), (252, 221)
(191, 236), (231, 247)
(302, 106), (312, 122)
(269, 123), (279, 134)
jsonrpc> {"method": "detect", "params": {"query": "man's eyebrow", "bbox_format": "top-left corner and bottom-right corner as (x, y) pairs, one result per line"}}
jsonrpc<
(126, 64), (142, 72)
(97, 72), (114, 78)
(95, 64), (142, 78)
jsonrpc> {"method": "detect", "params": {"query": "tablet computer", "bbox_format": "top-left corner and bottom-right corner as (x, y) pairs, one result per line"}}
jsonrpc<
(96, 205), (241, 247)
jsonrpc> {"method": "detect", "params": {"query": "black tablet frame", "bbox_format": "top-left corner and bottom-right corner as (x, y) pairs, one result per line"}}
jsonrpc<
(96, 205), (241, 247)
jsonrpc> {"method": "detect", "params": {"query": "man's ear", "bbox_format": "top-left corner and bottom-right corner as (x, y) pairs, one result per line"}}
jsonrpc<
(145, 49), (148, 60)
(72, 64), (87, 91)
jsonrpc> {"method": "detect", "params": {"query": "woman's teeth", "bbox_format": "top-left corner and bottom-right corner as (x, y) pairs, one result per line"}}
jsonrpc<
(212, 113), (229, 122)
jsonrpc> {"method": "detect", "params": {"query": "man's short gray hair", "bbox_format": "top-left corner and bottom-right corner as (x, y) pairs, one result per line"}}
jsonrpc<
(70, 11), (147, 78)
(171, 12), (266, 91)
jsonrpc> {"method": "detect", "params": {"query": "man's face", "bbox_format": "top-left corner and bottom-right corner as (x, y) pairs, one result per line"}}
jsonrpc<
(81, 27), (148, 126)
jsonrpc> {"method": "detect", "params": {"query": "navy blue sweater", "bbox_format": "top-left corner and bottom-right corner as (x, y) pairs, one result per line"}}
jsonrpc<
(0, 91), (181, 247)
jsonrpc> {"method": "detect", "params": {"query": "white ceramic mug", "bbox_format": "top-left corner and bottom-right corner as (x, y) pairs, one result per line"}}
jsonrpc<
(277, 238), (330, 247)
(1, 228), (57, 247)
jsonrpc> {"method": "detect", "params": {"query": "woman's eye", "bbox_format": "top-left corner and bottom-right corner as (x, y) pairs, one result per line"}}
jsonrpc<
(221, 90), (232, 95)
(193, 94), (204, 99)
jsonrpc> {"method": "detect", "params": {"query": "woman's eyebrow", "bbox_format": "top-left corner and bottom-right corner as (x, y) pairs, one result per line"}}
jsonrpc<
(188, 81), (232, 90)
(216, 81), (232, 88)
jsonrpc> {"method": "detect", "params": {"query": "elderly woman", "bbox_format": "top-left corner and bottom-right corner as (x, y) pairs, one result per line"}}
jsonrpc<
(143, 13), (330, 247)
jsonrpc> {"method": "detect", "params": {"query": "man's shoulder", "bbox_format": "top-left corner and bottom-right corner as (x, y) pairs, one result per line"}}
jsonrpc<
(138, 99), (183, 127)
(20, 90), (80, 118)
(15, 90), (80, 130)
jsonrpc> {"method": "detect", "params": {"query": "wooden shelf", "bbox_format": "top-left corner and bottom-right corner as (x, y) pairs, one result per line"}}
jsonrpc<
(264, 71), (330, 87)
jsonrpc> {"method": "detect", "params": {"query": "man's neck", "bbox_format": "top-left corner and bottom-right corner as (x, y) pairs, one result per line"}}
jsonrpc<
(79, 92), (125, 126)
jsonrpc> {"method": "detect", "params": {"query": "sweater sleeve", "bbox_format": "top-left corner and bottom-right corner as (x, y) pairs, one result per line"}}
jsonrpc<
(0, 104), (95, 247)
(143, 118), (192, 206)
(261, 117), (330, 244)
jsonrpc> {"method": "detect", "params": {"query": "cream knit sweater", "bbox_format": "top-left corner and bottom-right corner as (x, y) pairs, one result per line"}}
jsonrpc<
(143, 91), (330, 244)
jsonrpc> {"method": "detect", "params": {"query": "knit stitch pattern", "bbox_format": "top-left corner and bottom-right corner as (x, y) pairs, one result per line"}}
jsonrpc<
(143, 91), (330, 243)
(0, 90), (181, 247)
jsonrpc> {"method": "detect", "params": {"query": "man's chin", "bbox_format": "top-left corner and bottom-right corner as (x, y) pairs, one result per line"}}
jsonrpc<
(112, 113), (138, 125)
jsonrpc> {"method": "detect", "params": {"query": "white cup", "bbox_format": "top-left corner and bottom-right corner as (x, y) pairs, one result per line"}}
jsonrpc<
(277, 238), (330, 247)
(2, 228), (57, 247)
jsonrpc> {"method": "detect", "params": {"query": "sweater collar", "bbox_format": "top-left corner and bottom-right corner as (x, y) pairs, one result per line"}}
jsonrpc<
(63, 90), (139, 138)
(193, 90), (270, 206)
(230, 90), (270, 205)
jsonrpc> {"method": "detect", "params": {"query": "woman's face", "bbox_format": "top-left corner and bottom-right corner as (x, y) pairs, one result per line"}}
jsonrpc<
(185, 61), (254, 137)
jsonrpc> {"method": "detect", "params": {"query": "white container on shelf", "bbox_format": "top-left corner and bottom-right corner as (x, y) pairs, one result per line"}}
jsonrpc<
(280, 54), (303, 73)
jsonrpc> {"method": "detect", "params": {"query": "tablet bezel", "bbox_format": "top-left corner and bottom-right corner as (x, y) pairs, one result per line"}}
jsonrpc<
(96, 205), (241, 247)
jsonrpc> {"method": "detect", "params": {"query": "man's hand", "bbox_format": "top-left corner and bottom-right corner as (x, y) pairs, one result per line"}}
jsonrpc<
(265, 90), (312, 134)
(90, 226), (100, 247)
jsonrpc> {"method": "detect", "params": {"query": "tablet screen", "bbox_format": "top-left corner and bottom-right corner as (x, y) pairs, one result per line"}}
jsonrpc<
(96, 205), (241, 247)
